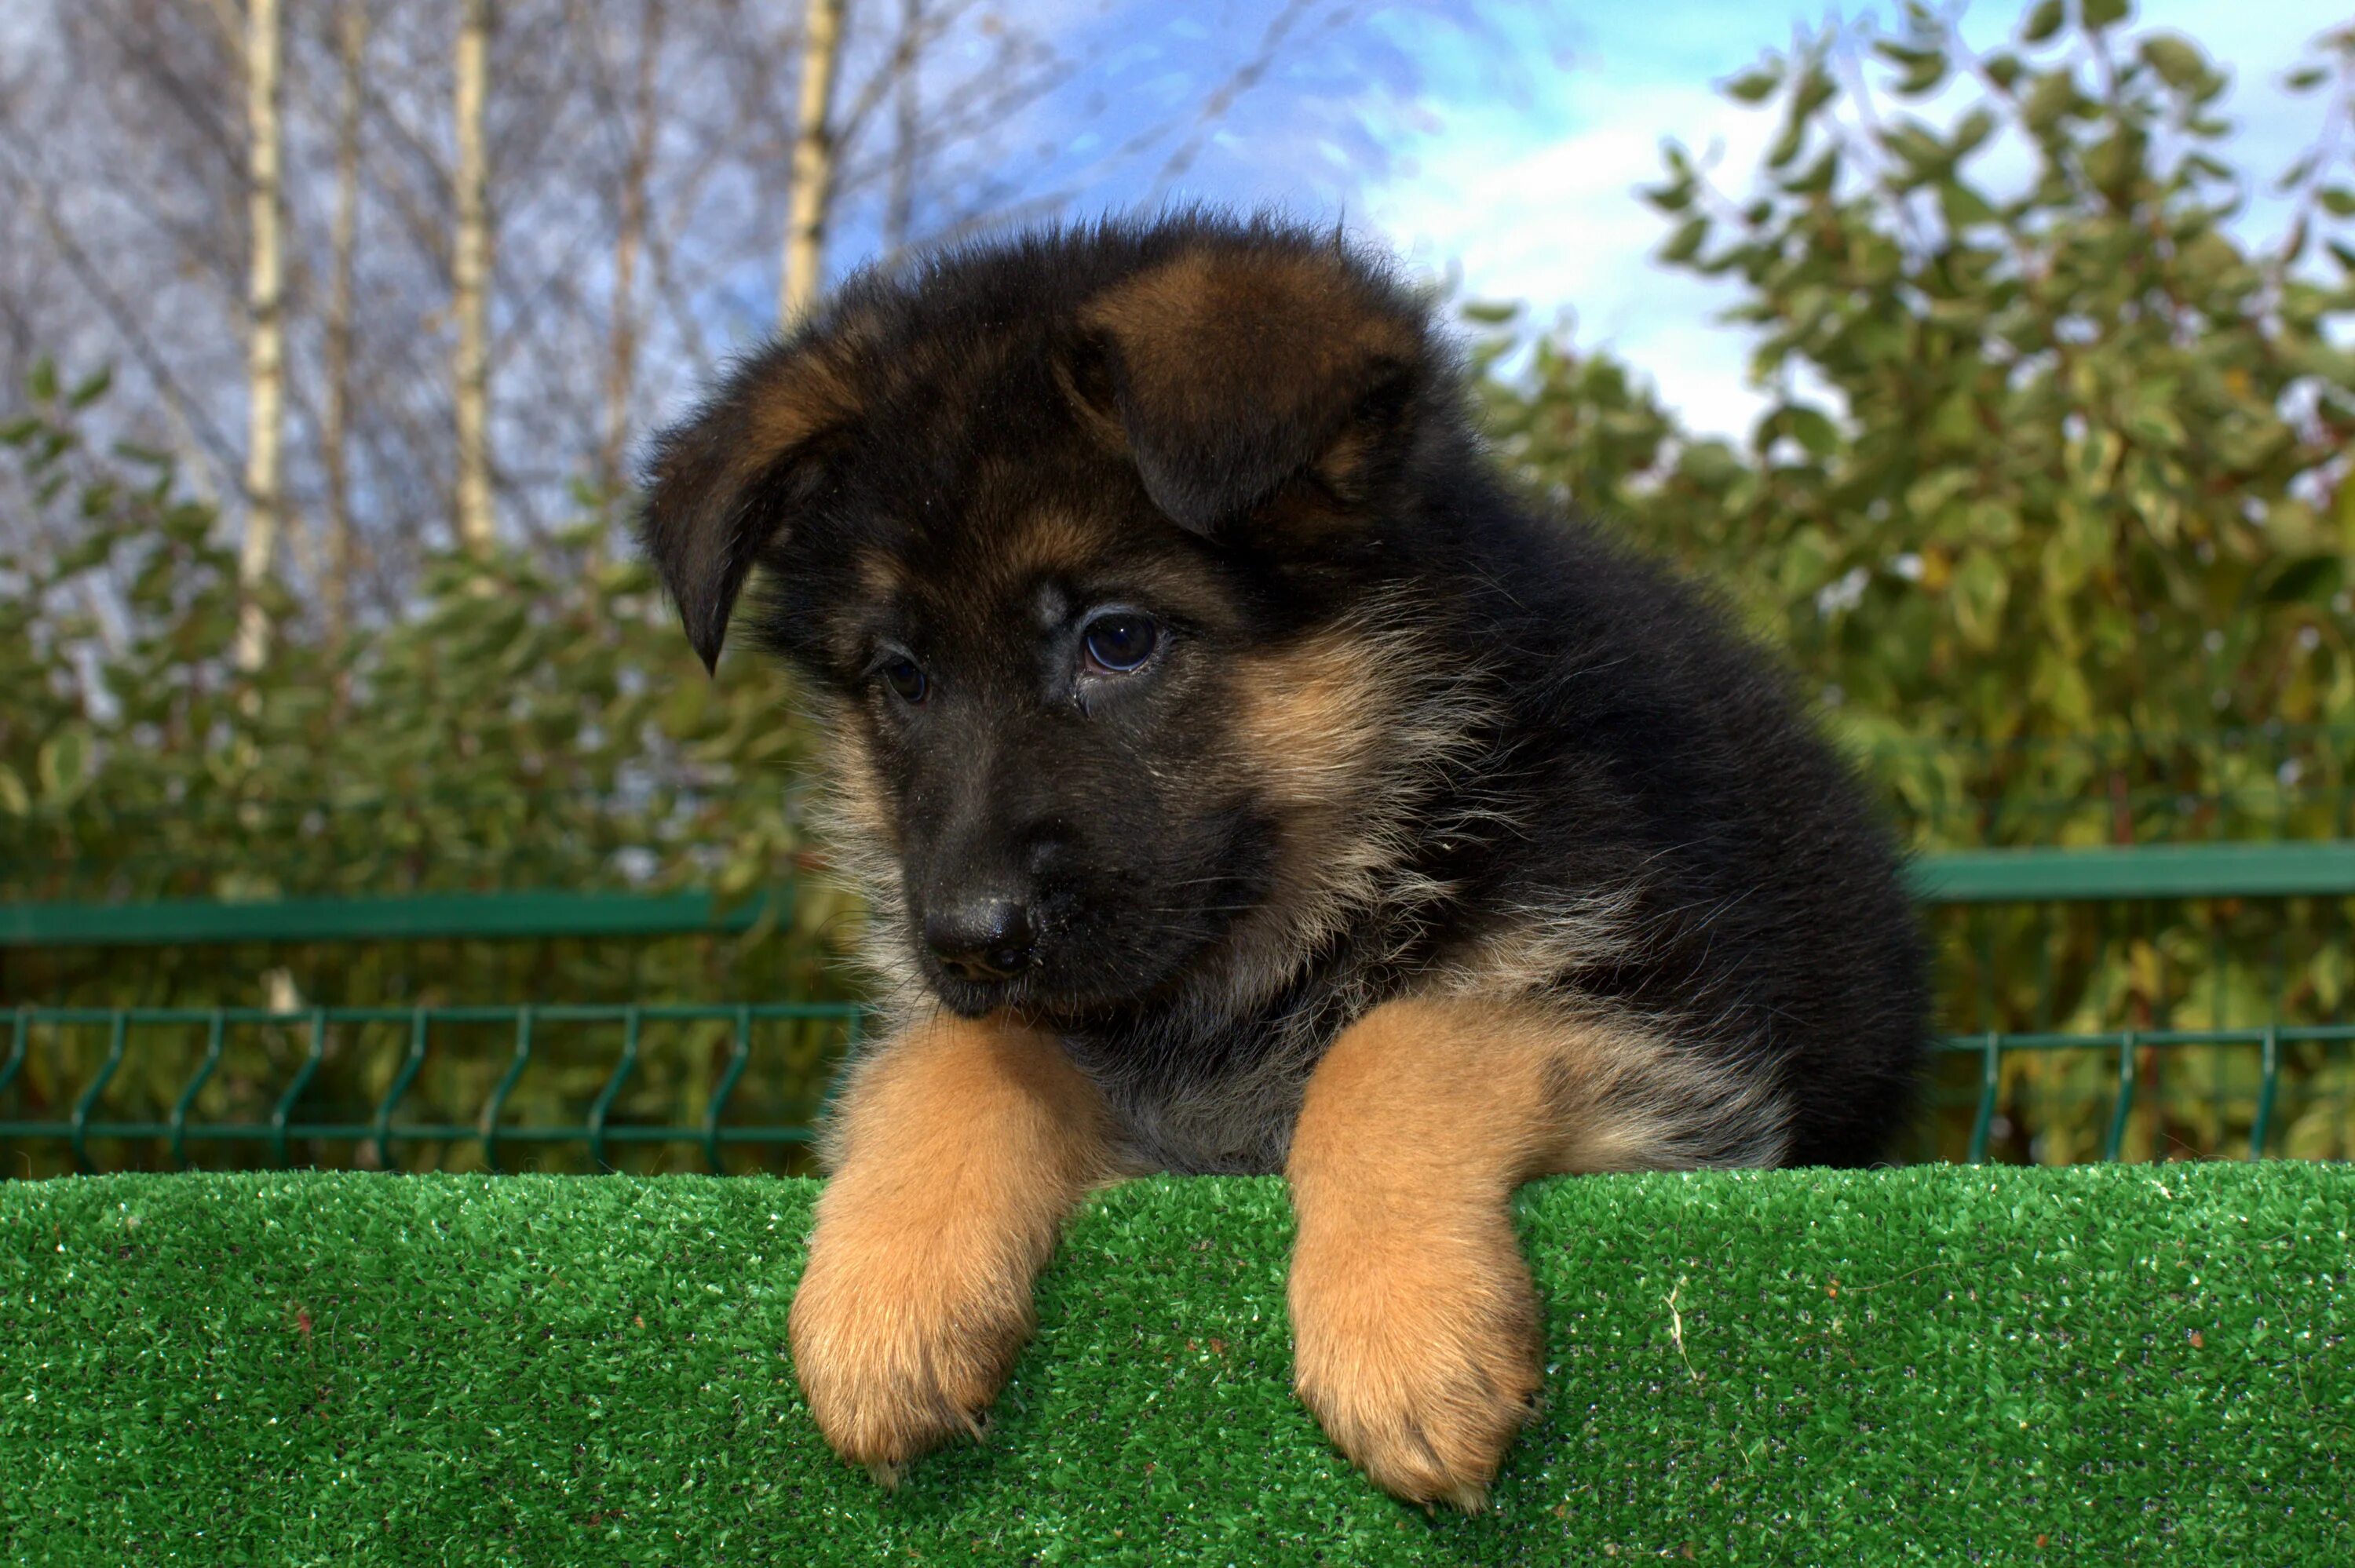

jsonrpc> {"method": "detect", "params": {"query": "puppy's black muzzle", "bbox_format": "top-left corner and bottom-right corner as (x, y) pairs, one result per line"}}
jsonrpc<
(923, 898), (1038, 983)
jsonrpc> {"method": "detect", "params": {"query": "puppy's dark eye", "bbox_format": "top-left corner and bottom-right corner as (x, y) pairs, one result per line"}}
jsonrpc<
(880, 658), (928, 704)
(1082, 613), (1159, 673)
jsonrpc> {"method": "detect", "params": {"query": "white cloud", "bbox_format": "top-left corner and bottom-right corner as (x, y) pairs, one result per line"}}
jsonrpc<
(1366, 76), (1779, 437)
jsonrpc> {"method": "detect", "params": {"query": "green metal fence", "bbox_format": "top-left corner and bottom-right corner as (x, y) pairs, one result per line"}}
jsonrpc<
(0, 1003), (860, 1177)
(5, 1005), (2351, 1177)
(1915, 842), (2354, 1163)
(3, 840), (2351, 1176)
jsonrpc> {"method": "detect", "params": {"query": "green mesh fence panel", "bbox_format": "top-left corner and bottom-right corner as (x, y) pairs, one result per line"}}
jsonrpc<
(3, 841), (2350, 1176)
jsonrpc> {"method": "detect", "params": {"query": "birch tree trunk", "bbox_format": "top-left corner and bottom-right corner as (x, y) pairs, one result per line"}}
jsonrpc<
(882, 0), (923, 260)
(779, 0), (847, 328)
(324, 0), (367, 633)
(235, 0), (285, 673)
(601, 0), (662, 502)
(453, 0), (495, 556)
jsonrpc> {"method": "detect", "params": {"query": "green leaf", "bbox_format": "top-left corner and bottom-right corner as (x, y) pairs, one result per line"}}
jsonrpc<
(1929, 388), (1984, 447)
(1725, 65), (1783, 104)
(1951, 547), (2010, 651)
(38, 724), (93, 804)
(2260, 555), (2345, 604)
(1659, 217), (1711, 264)
(2023, 71), (2079, 133)
(0, 765), (27, 817)
(51, 530), (116, 576)
(2124, 399), (2185, 450)
(1780, 403), (1842, 459)
(1782, 147), (1840, 196)
(1906, 470), (1973, 522)
(1895, 54), (1948, 97)
(2138, 33), (2208, 90)
(1774, 524), (1835, 597)
(1640, 177), (1696, 213)
(2081, 0), (2130, 31)
(1793, 64), (1838, 119)
(2032, 644), (2096, 728)
(26, 357), (57, 403)
(2043, 499), (2112, 596)
(2022, 0), (2065, 44)
(1940, 178), (1998, 229)
(1887, 119), (1948, 174)
(68, 366), (113, 409)
(111, 440), (175, 469)
(1951, 108), (1998, 159)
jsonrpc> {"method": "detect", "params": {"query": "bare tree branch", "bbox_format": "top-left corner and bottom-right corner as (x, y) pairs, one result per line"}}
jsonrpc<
(0, 125), (242, 472)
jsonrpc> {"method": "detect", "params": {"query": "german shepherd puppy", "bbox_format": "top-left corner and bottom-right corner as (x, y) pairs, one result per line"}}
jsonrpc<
(640, 213), (1928, 1510)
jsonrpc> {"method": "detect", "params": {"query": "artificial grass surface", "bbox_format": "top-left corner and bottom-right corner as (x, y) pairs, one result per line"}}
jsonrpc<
(2, 1166), (2349, 1566)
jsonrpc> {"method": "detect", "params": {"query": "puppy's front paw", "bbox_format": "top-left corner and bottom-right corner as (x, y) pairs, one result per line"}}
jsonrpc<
(1288, 1219), (1543, 1511)
(787, 1210), (1036, 1482)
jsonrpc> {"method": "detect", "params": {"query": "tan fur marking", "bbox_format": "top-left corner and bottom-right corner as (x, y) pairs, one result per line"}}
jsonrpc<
(1083, 249), (1415, 423)
(1199, 614), (1488, 1019)
(1426, 888), (1645, 998)
(739, 344), (860, 477)
(820, 721), (896, 851)
(1233, 629), (1391, 809)
(1285, 994), (1786, 1510)
(790, 1012), (1119, 1481)
(1002, 509), (1105, 582)
(799, 695), (929, 1020)
(1219, 627), (1398, 1003)
(853, 550), (904, 600)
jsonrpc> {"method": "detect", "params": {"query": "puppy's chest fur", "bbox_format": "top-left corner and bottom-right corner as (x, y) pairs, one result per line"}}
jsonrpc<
(850, 891), (1404, 1175)
(835, 798), (1653, 1177)
(979, 892), (1622, 1177)
(1058, 976), (1372, 1176)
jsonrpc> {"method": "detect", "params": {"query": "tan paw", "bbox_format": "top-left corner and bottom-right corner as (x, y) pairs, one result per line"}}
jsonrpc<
(787, 1210), (1036, 1482)
(1287, 1220), (1543, 1511)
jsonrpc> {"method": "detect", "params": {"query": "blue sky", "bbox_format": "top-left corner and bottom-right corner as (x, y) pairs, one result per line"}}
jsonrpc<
(1163, 0), (2353, 438)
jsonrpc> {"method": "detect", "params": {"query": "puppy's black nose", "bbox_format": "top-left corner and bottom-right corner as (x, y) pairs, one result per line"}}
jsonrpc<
(924, 899), (1037, 982)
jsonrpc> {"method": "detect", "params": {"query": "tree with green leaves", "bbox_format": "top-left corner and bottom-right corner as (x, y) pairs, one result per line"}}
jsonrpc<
(1484, 2), (2353, 841)
(1477, 2), (2355, 1158)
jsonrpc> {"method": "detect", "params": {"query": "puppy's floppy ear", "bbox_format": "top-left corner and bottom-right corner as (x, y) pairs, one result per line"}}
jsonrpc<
(1071, 242), (1428, 534)
(637, 341), (858, 672)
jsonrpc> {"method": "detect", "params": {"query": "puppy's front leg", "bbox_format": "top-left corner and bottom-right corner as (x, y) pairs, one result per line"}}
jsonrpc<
(790, 1012), (1115, 1482)
(1288, 994), (1761, 1511)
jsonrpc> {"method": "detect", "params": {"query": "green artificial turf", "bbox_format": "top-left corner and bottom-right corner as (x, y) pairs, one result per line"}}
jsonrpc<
(3, 1166), (2350, 1566)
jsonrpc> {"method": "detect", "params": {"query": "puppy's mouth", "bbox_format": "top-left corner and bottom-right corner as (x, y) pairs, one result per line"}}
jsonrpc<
(925, 965), (1033, 1020)
(912, 868), (1268, 1023)
(919, 945), (1175, 1022)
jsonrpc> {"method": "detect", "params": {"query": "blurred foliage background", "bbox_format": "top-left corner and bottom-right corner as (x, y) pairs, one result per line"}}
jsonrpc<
(5, 2), (2354, 1171)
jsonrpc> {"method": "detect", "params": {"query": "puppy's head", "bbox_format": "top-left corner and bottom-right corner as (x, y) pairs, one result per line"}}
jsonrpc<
(640, 217), (1462, 1019)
